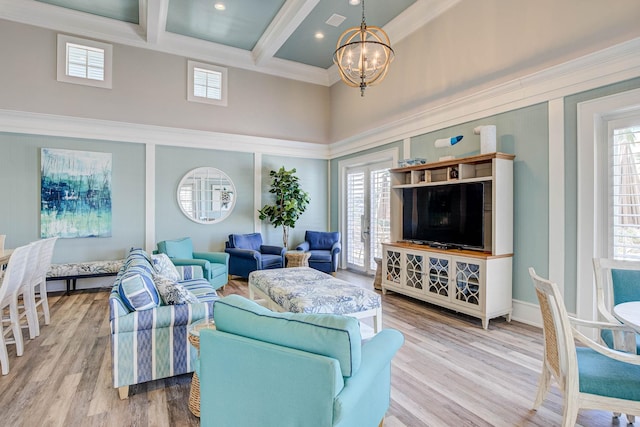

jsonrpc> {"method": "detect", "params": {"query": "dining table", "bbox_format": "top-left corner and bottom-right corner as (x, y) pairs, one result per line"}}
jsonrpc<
(0, 248), (13, 268)
(613, 301), (640, 334)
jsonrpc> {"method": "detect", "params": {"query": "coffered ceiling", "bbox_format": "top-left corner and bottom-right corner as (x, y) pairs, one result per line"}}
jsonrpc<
(0, 0), (460, 85)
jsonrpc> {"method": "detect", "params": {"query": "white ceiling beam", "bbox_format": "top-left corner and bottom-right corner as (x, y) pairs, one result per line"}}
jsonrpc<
(252, 0), (321, 66)
(0, 0), (145, 44)
(143, 0), (169, 45)
(385, 0), (461, 45)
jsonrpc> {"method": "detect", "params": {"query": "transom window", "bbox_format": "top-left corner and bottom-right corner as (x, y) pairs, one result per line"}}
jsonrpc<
(67, 43), (104, 81)
(187, 60), (228, 107)
(57, 34), (112, 89)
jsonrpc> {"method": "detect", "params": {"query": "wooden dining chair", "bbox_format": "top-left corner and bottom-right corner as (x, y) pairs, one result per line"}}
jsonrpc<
(31, 237), (57, 327)
(0, 243), (33, 375)
(529, 267), (640, 426)
(592, 258), (640, 354)
(18, 239), (40, 339)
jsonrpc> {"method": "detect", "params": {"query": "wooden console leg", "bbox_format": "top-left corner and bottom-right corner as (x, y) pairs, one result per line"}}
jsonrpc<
(118, 386), (129, 400)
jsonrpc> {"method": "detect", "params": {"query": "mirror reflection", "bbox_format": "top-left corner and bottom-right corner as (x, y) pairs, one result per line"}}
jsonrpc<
(177, 167), (236, 224)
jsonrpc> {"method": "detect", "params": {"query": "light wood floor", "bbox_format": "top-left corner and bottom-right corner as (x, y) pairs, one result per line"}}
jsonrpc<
(0, 271), (626, 426)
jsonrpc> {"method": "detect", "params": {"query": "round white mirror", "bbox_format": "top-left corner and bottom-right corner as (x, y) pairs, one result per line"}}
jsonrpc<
(177, 167), (236, 224)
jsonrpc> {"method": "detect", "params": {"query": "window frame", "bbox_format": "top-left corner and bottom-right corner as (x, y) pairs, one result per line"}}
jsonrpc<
(607, 116), (640, 261)
(187, 60), (228, 107)
(57, 34), (113, 89)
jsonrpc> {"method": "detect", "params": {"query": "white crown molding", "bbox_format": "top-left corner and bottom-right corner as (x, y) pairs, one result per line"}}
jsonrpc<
(329, 36), (640, 158)
(0, 109), (330, 159)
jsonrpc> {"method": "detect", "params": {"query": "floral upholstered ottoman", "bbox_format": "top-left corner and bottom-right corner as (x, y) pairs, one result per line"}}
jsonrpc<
(248, 267), (382, 334)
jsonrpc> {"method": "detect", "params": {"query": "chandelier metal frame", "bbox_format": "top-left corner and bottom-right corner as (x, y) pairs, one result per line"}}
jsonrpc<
(333, 0), (394, 96)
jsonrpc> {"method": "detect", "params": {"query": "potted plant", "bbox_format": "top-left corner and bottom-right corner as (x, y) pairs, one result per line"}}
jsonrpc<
(258, 167), (310, 248)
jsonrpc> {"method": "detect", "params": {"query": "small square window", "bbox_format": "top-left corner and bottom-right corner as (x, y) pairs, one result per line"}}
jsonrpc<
(57, 34), (112, 89)
(188, 60), (227, 107)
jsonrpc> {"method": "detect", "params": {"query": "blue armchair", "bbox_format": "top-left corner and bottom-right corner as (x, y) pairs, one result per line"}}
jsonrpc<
(199, 295), (404, 427)
(296, 231), (341, 274)
(225, 233), (285, 278)
(156, 237), (229, 290)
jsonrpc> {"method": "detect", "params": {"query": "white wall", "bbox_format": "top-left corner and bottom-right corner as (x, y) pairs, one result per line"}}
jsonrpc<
(0, 19), (331, 144)
(329, 0), (640, 143)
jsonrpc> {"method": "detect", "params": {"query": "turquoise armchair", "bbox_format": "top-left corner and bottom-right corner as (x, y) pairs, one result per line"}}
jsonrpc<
(199, 295), (404, 427)
(156, 237), (229, 290)
(593, 258), (640, 354)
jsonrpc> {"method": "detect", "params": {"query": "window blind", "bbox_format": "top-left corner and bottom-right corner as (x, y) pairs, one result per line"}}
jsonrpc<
(193, 68), (222, 100)
(611, 125), (640, 260)
(67, 43), (105, 81)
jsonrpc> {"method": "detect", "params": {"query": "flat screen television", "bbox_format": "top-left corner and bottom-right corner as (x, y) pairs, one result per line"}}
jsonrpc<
(402, 182), (485, 250)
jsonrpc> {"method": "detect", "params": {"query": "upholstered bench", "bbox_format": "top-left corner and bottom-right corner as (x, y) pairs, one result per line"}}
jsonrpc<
(248, 267), (382, 334)
(47, 259), (125, 293)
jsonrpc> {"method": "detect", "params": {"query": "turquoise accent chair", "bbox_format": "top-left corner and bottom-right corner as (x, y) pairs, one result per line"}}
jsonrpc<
(529, 268), (640, 426)
(156, 237), (229, 290)
(593, 258), (640, 354)
(198, 295), (404, 427)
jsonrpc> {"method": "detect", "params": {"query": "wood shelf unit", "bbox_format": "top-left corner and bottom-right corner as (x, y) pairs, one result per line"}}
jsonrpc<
(383, 152), (514, 329)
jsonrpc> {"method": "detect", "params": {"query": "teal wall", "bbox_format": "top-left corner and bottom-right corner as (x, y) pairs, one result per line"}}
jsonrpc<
(328, 105), (550, 307)
(4, 77), (640, 307)
(0, 137), (330, 264)
(0, 133), (145, 263)
(410, 104), (550, 305)
(155, 146), (254, 252)
(562, 76), (640, 311)
(329, 140), (404, 231)
(261, 155), (329, 248)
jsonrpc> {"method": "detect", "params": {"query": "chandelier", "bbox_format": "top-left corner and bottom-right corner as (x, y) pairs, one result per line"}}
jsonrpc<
(333, 0), (394, 96)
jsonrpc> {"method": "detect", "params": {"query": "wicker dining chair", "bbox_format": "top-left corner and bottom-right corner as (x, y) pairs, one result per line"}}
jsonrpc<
(529, 268), (640, 426)
(0, 243), (33, 375)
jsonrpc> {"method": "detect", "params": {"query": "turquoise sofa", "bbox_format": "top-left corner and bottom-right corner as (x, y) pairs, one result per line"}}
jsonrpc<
(109, 248), (219, 399)
(198, 295), (404, 427)
(157, 237), (229, 290)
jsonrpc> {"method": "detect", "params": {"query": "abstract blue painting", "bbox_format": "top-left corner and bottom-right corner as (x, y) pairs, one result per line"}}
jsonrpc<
(41, 148), (112, 238)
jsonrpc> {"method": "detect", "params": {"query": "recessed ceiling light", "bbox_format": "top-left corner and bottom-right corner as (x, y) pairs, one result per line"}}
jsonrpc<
(214, 2), (226, 11)
(314, 32), (324, 39)
(349, 0), (361, 5)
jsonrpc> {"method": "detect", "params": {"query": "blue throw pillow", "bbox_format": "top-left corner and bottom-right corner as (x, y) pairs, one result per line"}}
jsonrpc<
(118, 272), (160, 311)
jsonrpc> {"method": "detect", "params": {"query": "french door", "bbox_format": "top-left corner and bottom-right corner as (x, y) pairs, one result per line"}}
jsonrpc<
(345, 162), (391, 274)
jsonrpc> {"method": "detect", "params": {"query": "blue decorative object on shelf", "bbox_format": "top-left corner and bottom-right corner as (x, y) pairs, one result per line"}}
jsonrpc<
(434, 135), (464, 148)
